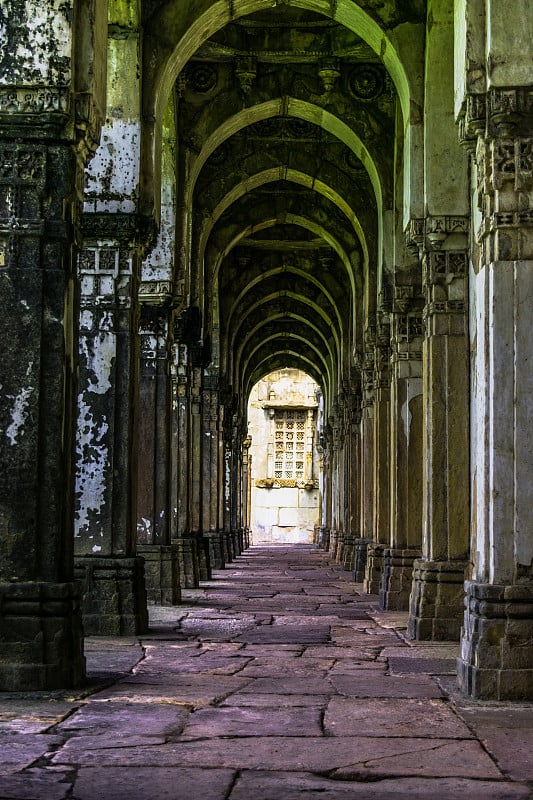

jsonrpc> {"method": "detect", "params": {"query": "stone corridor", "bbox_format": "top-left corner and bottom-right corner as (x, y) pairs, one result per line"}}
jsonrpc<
(1, 546), (532, 800)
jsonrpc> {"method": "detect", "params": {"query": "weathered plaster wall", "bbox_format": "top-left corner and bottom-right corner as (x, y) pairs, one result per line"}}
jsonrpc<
(0, 0), (71, 85)
(84, 27), (140, 213)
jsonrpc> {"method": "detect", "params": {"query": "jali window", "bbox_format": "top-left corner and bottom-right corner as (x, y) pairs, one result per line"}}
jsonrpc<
(274, 409), (307, 480)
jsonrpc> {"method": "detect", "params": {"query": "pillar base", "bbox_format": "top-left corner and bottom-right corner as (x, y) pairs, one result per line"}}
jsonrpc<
(0, 581), (85, 691)
(408, 559), (468, 640)
(353, 537), (372, 583)
(363, 543), (385, 594)
(206, 532), (225, 570)
(329, 528), (340, 559)
(231, 529), (242, 557)
(197, 535), (212, 581)
(137, 544), (181, 606)
(317, 526), (330, 550)
(222, 530), (234, 564)
(74, 556), (148, 636)
(457, 581), (533, 700)
(379, 548), (421, 611)
(175, 536), (199, 588)
(341, 532), (355, 572)
(243, 527), (251, 550)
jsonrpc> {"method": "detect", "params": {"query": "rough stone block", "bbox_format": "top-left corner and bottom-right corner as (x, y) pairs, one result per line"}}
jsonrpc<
(0, 581), (85, 691)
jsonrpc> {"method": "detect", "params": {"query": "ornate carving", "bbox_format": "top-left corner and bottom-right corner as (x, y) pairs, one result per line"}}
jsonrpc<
(187, 64), (218, 94)
(426, 250), (467, 284)
(138, 280), (172, 305)
(0, 85), (69, 117)
(235, 57), (257, 95)
(425, 215), (468, 249)
(349, 64), (385, 101)
(81, 212), (155, 243)
(318, 58), (340, 94)
(492, 137), (533, 190)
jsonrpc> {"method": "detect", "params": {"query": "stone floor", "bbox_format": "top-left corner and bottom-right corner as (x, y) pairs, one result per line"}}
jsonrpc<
(1, 545), (532, 800)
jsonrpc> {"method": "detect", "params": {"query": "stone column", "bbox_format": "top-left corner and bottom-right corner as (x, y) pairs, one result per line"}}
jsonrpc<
(372, 316), (391, 581)
(360, 345), (381, 594)
(319, 425), (333, 551)
(202, 374), (224, 569)
(409, 222), (470, 640)
(74, 217), (148, 635)
(329, 405), (342, 561)
(0, 135), (85, 690)
(457, 92), (533, 699)
(136, 300), (180, 606)
(241, 434), (252, 551)
(344, 380), (367, 582)
(170, 308), (205, 587)
(190, 363), (211, 581)
(221, 397), (236, 557)
(380, 283), (423, 610)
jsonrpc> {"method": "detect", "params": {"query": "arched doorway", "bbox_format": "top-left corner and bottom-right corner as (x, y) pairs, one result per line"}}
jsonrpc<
(248, 369), (322, 544)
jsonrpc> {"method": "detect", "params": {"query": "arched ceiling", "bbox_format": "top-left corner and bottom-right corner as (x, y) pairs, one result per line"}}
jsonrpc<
(149, 2), (426, 419)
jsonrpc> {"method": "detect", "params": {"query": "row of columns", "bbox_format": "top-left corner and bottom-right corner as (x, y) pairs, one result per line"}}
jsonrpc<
(321, 217), (469, 634)
(74, 269), (254, 636)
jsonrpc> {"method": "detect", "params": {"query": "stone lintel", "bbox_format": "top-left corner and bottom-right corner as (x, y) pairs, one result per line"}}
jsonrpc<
(74, 556), (148, 636)
(137, 544), (181, 606)
(458, 580), (533, 700)
(0, 581), (85, 691)
(408, 559), (469, 641)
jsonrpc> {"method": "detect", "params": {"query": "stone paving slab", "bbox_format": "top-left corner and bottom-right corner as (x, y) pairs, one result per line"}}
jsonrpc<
(220, 693), (330, 708)
(237, 676), (336, 695)
(178, 704), (323, 739)
(381, 644), (460, 659)
(469, 728), (533, 781)
(0, 700), (77, 735)
(228, 771), (530, 800)
(72, 766), (236, 800)
(1, 545), (532, 797)
(89, 675), (253, 707)
(238, 662), (333, 678)
(330, 672), (444, 698)
(177, 616), (258, 640)
(324, 697), (474, 738)
(300, 645), (380, 659)
(236, 625), (331, 644)
(58, 701), (189, 736)
(134, 655), (252, 675)
(0, 733), (65, 775)
(0, 768), (72, 800)
(388, 656), (458, 675)
(328, 660), (388, 674)
(367, 610), (410, 628)
(51, 736), (503, 778)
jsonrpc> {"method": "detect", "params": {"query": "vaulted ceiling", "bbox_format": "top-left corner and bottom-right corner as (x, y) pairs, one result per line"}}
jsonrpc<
(167, 3), (424, 413)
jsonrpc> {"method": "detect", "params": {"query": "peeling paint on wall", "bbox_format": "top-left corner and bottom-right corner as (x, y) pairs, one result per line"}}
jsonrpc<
(84, 120), (140, 212)
(0, 0), (71, 85)
(79, 310), (115, 395)
(5, 385), (33, 445)
(74, 399), (110, 536)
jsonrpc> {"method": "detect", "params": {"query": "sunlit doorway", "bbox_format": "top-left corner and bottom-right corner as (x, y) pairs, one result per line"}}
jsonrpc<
(247, 369), (322, 544)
